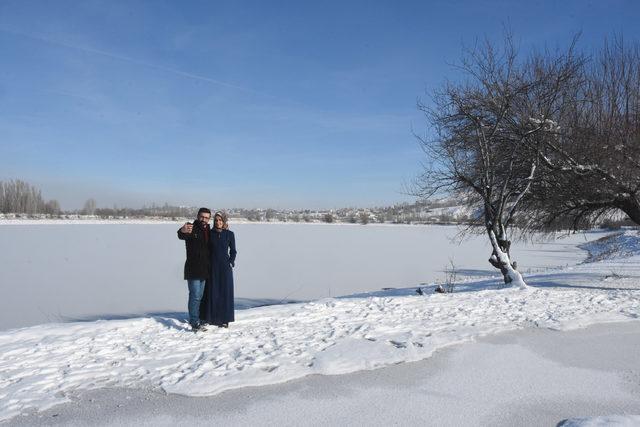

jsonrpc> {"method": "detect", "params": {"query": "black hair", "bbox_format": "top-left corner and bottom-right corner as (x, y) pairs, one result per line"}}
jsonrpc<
(197, 207), (211, 216)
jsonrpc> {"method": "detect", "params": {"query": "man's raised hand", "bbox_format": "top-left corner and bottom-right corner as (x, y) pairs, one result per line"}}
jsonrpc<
(181, 223), (193, 233)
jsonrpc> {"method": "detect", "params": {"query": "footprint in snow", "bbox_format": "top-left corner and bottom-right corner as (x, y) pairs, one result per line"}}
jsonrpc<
(388, 340), (407, 349)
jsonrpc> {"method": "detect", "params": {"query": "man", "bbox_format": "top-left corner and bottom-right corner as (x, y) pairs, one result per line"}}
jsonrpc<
(177, 207), (211, 332)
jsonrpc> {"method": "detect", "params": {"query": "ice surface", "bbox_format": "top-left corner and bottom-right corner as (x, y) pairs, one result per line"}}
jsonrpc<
(0, 222), (601, 330)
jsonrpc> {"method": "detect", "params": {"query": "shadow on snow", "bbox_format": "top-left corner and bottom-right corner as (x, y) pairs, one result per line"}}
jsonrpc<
(57, 270), (639, 330)
(58, 297), (303, 330)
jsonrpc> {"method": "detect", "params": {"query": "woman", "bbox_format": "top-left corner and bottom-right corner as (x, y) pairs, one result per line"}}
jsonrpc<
(200, 211), (237, 328)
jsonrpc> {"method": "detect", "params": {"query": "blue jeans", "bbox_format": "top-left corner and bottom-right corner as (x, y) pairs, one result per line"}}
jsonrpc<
(187, 279), (206, 327)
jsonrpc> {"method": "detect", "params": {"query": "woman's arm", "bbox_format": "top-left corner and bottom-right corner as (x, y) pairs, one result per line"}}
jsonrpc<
(229, 232), (237, 267)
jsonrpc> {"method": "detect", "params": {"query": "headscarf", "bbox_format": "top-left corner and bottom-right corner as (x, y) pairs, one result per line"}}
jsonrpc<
(214, 211), (229, 230)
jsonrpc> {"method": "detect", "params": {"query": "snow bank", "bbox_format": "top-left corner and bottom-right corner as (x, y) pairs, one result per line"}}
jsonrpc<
(580, 230), (640, 261)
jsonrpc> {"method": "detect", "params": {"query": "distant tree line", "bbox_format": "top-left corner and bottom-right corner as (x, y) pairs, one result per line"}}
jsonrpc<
(0, 180), (198, 219)
(94, 203), (194, 219)
(0, 180), (61, 215)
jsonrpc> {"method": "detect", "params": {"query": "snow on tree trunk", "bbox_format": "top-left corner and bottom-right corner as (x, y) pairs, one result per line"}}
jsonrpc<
(487, 229), (527, 289)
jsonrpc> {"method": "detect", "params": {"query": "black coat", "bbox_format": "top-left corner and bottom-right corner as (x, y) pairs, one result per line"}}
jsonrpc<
(177, 219), (211, 280)
(200, 229), (237, 325)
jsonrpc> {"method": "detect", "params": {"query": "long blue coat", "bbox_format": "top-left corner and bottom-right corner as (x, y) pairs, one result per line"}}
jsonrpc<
(200, 229), (237, 325)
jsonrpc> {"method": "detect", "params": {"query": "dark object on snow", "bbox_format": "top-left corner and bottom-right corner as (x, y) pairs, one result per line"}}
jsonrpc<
(200, 228), (237, 326)
(192, 324), (207, 333)
(177, 219), (211, 280)
(435, 284), (446, 293)
(416, 287), (424, 295)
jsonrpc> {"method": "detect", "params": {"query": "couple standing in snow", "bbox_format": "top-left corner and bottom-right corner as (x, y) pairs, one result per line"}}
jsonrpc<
(177, 208), (237, 332)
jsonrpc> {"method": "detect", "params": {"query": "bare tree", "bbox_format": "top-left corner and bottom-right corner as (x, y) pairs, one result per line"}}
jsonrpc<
(265, 208), (277, 222)
(359, 211), (370, 224)
(0, 181), (6, 213)
(523, 36), (640, 230)
(82, 199), (97, 216)
(415, 34), (582, 287)
(0, 180), (47, 214)
(44, 200), (61, 215)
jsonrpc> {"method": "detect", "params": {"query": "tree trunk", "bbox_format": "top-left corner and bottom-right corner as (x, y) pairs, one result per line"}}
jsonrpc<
(616, 197), (640, 225)
(487, 229), (527, 289)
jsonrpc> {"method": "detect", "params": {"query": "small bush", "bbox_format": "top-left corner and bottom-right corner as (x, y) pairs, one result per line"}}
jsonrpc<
(443, 259), (457, 293)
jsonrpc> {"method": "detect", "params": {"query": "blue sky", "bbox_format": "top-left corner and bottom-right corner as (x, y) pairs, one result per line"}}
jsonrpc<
(1, 0), (639, 210)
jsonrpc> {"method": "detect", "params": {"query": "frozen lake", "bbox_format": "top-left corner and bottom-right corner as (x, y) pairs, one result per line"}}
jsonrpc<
(0, 222), (603, 330)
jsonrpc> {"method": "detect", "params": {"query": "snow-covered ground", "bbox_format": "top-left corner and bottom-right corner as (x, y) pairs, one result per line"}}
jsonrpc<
(7, 321), (639, 426)
(0, 222), (597, 330)
(1, 229), (640, 423)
